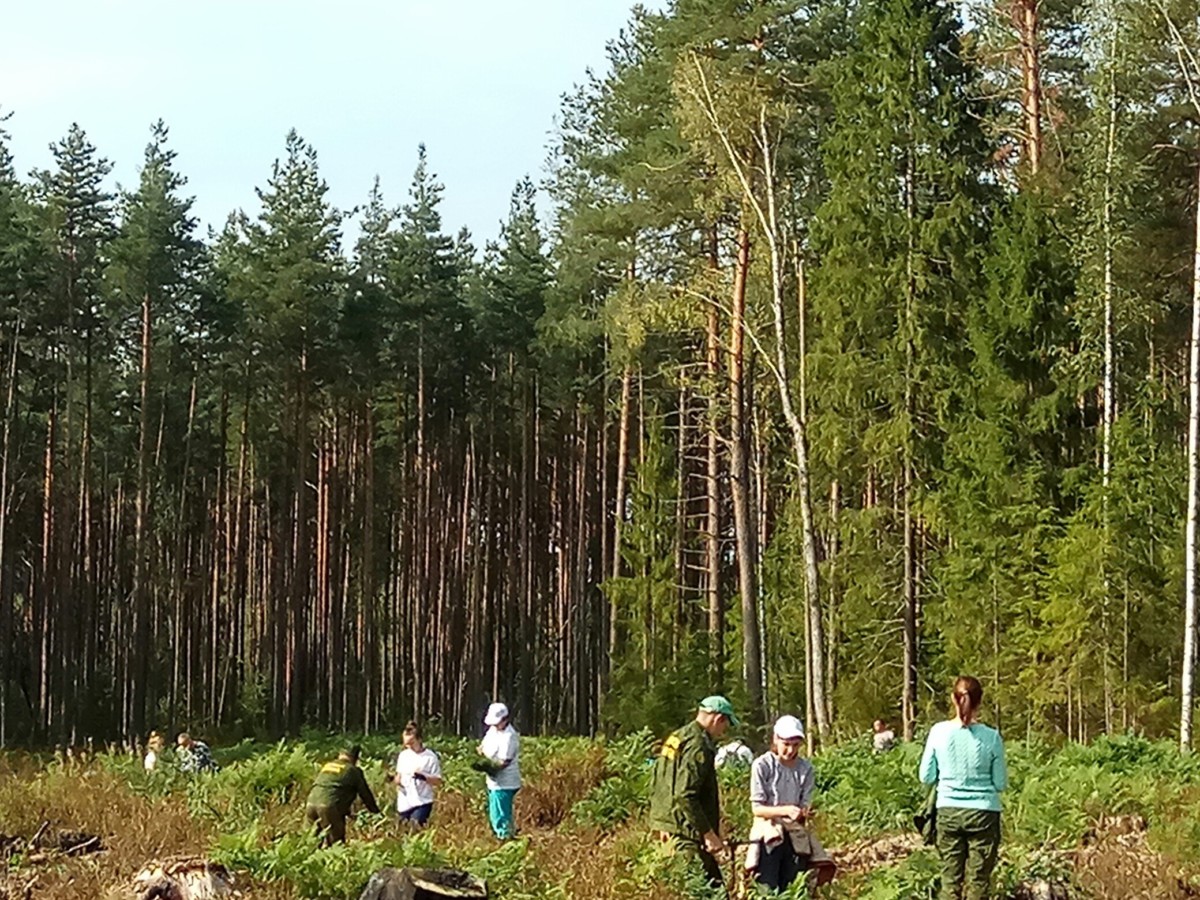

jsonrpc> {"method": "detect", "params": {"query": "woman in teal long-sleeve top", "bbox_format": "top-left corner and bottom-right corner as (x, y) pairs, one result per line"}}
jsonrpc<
(919, 676), (1008, 900)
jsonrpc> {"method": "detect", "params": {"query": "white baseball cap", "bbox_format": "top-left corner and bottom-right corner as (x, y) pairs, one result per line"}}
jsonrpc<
(484, 702), (510, 726)
(773, 714), (805, 740)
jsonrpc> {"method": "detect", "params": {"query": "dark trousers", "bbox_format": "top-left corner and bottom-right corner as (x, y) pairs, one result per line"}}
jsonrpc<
(936, 807), (1001, 900)
(695, 846), (723, 888)
(754, 840), (807, 892)
(398, 802), (433, 827)
(306, 804), (346, 845)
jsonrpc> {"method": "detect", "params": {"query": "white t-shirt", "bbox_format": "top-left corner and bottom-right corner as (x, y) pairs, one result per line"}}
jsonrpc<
(480, 725), (521, 790)
(394, 747), (442, 812)
(716, 740), (755, 768)
(144, 750), (158, 771)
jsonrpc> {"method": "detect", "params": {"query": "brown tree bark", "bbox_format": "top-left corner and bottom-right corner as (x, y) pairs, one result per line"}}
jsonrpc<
(706, 225), (724, 691)
(1016, 0), (1043, 176)
(729, 227), (763, 721)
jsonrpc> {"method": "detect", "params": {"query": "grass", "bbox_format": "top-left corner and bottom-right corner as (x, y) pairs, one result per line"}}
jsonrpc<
(3, 731), (1200, 898)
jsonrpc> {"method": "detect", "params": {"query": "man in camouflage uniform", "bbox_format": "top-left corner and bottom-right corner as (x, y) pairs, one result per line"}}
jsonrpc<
(648, 695), (739, 887)
(305, 745), (381, 844)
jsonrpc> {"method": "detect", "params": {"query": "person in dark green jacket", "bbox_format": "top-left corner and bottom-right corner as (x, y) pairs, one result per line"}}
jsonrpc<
(305, 745), (381, 844)
(648, 695), (739, 887)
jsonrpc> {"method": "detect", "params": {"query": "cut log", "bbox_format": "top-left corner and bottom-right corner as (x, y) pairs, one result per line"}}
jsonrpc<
(358, 867), (487, 900)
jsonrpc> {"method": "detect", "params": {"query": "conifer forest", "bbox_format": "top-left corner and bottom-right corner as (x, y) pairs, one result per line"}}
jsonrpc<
(2, 0), (1200, 749)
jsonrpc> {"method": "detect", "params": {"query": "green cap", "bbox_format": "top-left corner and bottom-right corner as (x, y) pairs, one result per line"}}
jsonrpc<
(698, 695), (739, 727)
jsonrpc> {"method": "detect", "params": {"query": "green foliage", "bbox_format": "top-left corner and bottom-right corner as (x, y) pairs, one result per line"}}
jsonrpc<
(569, 730), (656, 829)
(621, 832), (726, 900)
(855, 847), (940, 899)
(21, 735), (1200, 897)
(186, 742), (314, 828)
(213, 825), (445, 900)
(814, 742), (928, 842)
(994, 846), (1079, 898)
(464, 838), (567, 900)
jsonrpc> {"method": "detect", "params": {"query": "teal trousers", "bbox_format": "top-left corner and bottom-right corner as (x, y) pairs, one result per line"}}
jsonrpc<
(487, 787), (519, 839)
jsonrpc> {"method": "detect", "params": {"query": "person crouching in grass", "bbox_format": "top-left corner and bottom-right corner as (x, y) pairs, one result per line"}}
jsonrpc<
(393, 720), (443, 828)
(305, 744), (381, 845)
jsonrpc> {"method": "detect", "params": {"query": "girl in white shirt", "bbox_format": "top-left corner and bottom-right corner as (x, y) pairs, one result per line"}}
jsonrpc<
(393, 721), (442, 827)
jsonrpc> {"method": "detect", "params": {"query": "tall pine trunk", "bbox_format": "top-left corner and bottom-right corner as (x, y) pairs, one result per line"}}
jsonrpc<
(0, 326), (18, 746)
(132, 291), (152, 735)
(1018, 0), (1043, 175)
(729, 227), (763, 721)
(609, 363), (633, 682)
(901, 121), (919, 741)
(706, 226), (724, 690)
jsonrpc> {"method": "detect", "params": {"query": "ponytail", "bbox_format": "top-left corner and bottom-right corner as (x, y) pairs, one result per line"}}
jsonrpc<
(953, 676), (983, 721)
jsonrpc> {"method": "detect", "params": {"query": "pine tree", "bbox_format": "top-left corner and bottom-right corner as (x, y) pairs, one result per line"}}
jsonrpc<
(233, 129), (346, 731)
(106, 120), (205, 733)
(28, 124), (115, 739)
(476, 178), (549, 362)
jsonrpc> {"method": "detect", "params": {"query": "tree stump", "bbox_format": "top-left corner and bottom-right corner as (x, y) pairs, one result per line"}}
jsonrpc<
(358, 867), (487, 900)
(129, 858), (237, 900)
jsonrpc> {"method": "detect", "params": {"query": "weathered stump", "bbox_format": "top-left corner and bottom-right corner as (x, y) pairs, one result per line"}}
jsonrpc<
(358, 867), (488, 900)
(129, 858), (237, 900)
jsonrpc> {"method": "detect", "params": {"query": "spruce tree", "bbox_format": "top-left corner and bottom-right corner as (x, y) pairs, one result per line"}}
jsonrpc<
(810, 0), (992, 735)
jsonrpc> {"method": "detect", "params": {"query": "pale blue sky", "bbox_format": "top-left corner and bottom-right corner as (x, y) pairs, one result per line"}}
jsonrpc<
(3, 0), (651, 248)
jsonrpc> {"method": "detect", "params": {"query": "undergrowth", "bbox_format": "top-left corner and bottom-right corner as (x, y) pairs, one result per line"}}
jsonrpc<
(3, 731), (1200, 898)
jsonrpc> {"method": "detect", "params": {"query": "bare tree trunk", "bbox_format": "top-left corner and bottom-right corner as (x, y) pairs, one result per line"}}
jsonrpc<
(0, 326), (18, 747)
(38, 402), (56, 741)
(609, 363), (633, 681)
(1181, 161), (1200, 751)
(1101, 39), (1118, 735)
(290, 349), (311, 732)
(729, 227), (763, 722)
(1018, 0), (1043, 176)
(363, 401), (376, 731)
(826, 479), (840, 714)
(785, 255), (831, 738)
(597, 370), (610, 713)
(754, 125), (830, 738)
(673, 382), (687, 663)
(682, 65), (830, 732)
(132, 291), (152, 735)
(901, 135), (919, 742)
(706, 226), (724, 690)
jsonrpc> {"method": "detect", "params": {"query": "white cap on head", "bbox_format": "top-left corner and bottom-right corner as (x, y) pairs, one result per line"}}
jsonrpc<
(773, 714), (805, 740)
(484, 702), (510, 726)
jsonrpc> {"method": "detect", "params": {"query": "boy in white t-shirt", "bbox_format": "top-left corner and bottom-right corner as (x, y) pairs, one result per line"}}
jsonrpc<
(393, 721), (442, 827)
(476, 702), (521, 839)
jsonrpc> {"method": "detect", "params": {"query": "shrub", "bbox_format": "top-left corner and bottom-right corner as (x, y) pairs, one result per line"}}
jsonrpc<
(186, 742), (315, 829)
(213, 824), (445, 899)
(569, 730), (655, 830)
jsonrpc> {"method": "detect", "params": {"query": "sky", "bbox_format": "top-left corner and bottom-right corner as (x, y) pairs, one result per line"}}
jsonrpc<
(2, 0), (652, 249)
